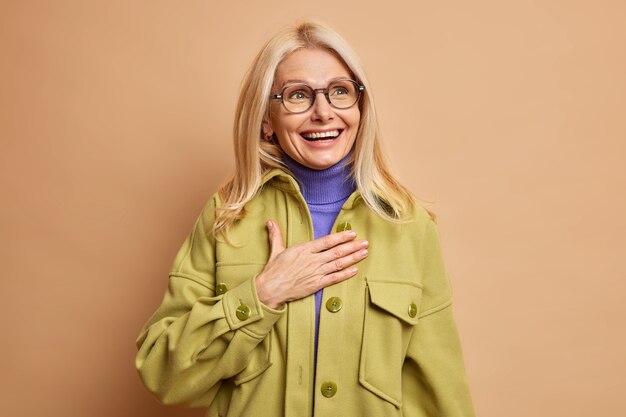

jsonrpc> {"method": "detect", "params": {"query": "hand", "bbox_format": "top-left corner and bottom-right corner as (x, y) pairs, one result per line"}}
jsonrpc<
(255, 220), (369, 309)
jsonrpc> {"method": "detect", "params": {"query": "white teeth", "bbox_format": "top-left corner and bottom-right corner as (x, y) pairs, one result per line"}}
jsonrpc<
(302, 129), (340, 139)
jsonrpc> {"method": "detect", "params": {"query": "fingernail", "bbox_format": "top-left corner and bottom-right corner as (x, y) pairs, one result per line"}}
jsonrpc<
(266, 221), (273, 230)
(360, 249), (368, 256)
(348, 231), (357, 238)
(350, 267), (358, 274)
(360, 240), (369, 247)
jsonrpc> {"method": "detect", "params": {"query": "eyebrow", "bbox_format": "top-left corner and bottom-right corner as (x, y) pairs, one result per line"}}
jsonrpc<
(282, 79), (306, 85)
(279, 77), (351, 89)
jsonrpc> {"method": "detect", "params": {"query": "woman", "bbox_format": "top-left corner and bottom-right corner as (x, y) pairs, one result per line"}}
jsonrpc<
(136, 20), (476, 417)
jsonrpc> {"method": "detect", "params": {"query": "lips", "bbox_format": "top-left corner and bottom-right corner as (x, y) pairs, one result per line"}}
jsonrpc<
(300, 129), (343, 141)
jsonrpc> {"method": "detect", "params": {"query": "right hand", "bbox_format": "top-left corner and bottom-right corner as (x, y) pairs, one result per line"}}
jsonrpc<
(255, 220), (369, 309)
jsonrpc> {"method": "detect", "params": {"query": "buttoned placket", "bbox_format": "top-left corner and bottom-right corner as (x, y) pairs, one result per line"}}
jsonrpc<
(311, 214), (359, 416)
(267, 171), (363, 417)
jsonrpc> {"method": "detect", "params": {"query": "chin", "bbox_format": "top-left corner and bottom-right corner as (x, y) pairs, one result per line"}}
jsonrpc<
(300, 153), (347, 170)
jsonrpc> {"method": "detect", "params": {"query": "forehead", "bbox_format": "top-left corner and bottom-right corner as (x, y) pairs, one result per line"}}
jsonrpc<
(274, 48), (352, 87)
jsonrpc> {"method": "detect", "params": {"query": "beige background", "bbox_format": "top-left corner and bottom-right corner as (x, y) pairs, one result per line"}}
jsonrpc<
(1, 1), (625, 416)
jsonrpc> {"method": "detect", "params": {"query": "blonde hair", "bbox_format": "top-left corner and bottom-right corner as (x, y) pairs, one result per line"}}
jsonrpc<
(214, 20), (424, 239)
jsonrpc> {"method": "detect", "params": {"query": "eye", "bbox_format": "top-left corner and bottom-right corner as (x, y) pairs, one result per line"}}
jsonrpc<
(290, 91), (305, 99)
(331, 86), (349, 96)
(286, 89), (311, 101)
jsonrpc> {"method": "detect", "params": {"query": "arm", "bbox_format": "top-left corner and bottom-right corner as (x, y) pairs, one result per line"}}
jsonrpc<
(402, 217), (476, 417)
(134, 196), (284, 407)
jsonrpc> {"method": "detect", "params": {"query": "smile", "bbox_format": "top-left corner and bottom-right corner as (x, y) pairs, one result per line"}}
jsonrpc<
(300, 129), (342, 141)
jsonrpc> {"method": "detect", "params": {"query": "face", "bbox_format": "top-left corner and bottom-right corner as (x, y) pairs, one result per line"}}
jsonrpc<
(264, 48), (361, 170)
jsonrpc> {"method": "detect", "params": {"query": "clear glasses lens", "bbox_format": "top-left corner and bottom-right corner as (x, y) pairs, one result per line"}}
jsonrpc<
(282, 85), (312, 113)
(282, 80), (360, 113)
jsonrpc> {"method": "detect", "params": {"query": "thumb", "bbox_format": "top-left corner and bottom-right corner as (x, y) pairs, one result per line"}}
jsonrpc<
(266, 220), (285, 260)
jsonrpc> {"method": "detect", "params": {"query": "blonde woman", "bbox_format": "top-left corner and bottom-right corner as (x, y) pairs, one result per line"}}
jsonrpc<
(136, 20), (475, 417)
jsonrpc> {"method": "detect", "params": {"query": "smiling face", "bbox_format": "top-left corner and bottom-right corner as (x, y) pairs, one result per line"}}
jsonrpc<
(264, 48), (361, 170)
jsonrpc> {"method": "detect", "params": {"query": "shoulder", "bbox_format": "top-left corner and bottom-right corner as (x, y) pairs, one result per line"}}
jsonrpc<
(198, 193), (220, 223)
(400, 201), (439, 234)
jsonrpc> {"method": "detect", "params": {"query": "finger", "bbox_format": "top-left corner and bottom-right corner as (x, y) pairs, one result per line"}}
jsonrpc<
(317, 239), (369, 264)
(321, 266), (360, 288)
(266, 220), (285, 260)
(308, 230), (357, 253)
(319, 246), (369, 276)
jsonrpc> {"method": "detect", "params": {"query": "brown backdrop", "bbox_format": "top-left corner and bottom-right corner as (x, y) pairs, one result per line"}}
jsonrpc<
(1, 1), (625, 416)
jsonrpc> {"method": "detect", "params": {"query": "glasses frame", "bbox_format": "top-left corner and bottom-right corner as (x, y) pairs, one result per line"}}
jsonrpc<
(270, 78), (366, 114)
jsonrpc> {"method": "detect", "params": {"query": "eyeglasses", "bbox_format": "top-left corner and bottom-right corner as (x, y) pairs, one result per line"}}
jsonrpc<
(270, 78), (365, 114)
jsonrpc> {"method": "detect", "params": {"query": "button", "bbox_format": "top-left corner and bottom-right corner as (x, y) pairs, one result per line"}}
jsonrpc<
(336, 221), (352, 232)
(216, 283), (228, 295)
(326, 297), (343, 313)
(236, 304), (251, 321)
(320, 381), (337, 398)
(408, 302), (418, 318)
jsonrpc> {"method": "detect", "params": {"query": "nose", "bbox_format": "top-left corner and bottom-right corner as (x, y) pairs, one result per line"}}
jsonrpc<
(310, 91), (334, 122)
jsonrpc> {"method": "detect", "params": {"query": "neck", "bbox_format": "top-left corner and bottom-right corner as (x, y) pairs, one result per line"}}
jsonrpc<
(282, 152), (356, 205)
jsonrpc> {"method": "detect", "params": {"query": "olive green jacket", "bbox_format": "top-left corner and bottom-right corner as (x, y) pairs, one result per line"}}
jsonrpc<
(135, 169), (475, 417)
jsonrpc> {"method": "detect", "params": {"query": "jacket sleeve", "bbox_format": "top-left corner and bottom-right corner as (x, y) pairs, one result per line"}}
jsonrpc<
(402, 216), (476, 417)
(135, 196), (285, 407)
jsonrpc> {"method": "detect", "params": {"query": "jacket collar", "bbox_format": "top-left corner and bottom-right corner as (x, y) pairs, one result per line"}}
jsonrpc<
(261, 168), (363, 210)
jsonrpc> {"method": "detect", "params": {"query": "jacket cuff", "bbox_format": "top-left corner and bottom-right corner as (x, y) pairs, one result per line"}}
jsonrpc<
(222, 274), (285, 338)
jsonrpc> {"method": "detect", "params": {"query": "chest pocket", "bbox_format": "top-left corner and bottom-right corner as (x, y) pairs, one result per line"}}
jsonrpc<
(359, 279), (422, 408)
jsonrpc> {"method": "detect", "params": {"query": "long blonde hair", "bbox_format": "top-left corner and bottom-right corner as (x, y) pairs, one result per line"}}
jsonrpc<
(214, 20), (422, 239)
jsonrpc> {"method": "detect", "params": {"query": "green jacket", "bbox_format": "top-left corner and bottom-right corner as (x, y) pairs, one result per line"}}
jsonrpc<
(136, 169), (476, 417)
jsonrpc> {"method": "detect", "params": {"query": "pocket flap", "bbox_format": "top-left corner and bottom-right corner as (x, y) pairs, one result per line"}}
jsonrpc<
(367, 280), (422, 325)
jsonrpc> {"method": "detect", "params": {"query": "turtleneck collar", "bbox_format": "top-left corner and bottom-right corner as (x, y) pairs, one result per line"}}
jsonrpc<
(282, 151), (356, 205)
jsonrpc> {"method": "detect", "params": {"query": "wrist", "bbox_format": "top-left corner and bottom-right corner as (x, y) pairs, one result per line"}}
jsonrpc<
(255, 272), (284, 310)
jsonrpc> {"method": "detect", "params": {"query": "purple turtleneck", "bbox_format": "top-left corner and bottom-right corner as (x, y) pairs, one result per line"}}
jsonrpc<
(282, 151), (356, 359)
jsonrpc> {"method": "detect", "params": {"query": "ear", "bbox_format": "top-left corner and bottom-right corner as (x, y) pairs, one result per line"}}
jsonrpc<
(262, 119), (274, 141)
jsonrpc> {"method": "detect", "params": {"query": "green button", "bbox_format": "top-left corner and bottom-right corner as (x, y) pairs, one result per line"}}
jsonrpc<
(326, 297), (343, 313)
(408, 302), (418, 318)
(236, 304), (251, 321)
(320, 381), (337, 398)
(336, 221), (352, 233)
(216, 283), (228, 295)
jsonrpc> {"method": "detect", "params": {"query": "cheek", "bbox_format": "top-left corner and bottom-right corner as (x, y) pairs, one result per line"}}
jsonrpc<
(271, 113), (295, 134)
(347, 111), (361, 132)
(349, 106), (361, 123)
(272, 119), (301, 149)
